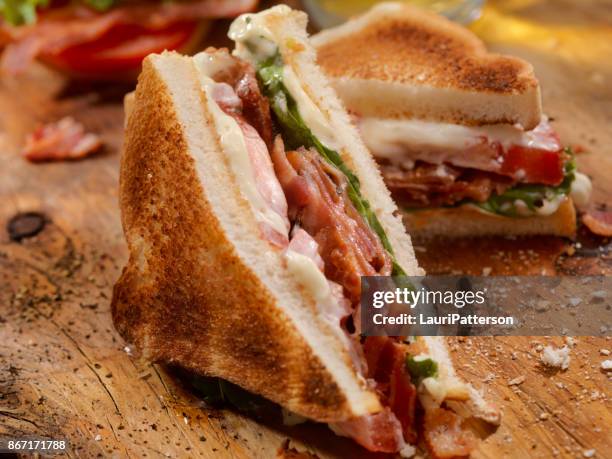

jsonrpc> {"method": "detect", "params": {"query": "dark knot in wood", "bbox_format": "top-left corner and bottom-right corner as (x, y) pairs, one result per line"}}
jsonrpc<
(7, 212), (47, 242)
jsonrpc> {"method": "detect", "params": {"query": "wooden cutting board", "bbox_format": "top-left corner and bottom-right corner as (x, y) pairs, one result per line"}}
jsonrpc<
(1, 4), (611, 458)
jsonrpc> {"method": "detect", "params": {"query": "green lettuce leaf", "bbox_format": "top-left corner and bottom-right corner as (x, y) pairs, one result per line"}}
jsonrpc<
(257, 53), (406, 276)
(1, 0), (118, 25)
(406, 355), (438, 382)
(475, 150), (575, 217)
(0, 0), (48, 25)
(83, 0), (117, 12)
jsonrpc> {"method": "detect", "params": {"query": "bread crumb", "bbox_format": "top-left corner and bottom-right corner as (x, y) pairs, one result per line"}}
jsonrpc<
(591, 290), (607, 302)
(568, 297), (582, 307)
(482, 373), (495, 383)
(600, 349), (610, 356)
(508, 375), (525, 386)
(583, 449), (596, 458)
(541, 345), (571, 370)
(601, 360), (612, 371)
(94, 434), (102, 441)
(539, 412), (549, 420)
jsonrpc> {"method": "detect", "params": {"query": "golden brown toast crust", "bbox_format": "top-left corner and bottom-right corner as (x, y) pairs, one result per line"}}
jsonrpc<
(316, 8), (536, 94)
(112, 57), (362, 422)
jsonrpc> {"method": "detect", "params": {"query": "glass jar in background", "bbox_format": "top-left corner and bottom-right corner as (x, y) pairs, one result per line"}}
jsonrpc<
(302, 0), (485, 29)
(302, 0), (484, 29)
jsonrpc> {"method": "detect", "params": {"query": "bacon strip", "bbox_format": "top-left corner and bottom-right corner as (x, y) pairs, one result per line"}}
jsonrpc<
(206, 48), (274, 148)
(381, 160), (515, 208)
(234, 64), (274, 149)
(582, 209), (612, 237)
(363, 337), (417, 443)
(331, 408), (405, 453)
(22, 116), (102, 162)
(272, 145), (392, 305)
(331, 337), (417, 453)
(1, 0), (258, 73)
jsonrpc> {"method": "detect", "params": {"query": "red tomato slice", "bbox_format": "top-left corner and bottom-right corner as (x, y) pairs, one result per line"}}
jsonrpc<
(40, 21), (199, 77)
(501, 145), (565, 186)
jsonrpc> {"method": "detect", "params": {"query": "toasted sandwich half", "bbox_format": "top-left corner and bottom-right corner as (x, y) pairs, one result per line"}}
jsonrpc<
(313, 2), (592, 239)
(113, 5), (499, 456)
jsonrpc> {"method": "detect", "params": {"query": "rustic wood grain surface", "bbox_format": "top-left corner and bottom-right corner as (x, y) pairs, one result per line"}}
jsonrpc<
(1, 1), (611, 458)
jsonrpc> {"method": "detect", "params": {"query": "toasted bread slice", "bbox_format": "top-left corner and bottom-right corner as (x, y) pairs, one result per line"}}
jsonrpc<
(112, 52), (383, 422)
(403, 198), (576, 239)
(313, 2), (542, 129)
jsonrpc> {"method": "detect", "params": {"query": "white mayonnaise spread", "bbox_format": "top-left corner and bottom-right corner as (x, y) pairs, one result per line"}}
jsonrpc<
(228, 7), (283, 63)
(193, 52), (236, 79)
(285, 250), (331, 302)
(193, 65), (288, 237)
(570, 171), (592, 209)
(535, 195), (567, 216)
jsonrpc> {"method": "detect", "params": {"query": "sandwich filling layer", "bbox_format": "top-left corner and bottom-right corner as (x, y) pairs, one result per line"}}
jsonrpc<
(229, 11), (406, 277)
(359, 116), (591, 217)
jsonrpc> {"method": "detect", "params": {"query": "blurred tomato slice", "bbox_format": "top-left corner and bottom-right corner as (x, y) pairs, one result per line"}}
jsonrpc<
(40, 20), (200, 77)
